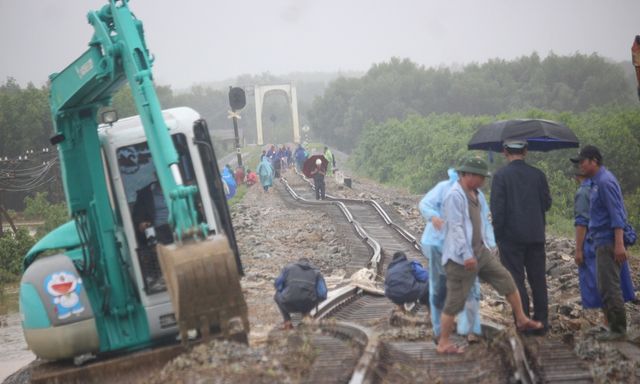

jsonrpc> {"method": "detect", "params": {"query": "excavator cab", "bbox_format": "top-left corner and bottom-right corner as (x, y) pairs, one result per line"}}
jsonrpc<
(101, 107), (249, 343)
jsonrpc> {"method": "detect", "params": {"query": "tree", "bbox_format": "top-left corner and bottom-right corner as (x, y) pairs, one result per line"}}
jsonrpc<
(308, 53), (636, 153)
(0, 228), (35, 283)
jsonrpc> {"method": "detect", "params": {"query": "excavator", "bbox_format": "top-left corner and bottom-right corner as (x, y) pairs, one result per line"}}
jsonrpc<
(18, 0), (248, 380)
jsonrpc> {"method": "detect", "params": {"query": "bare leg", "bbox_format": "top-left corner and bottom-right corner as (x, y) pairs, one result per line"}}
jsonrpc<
(436, 313), (464, 353)
(506, 290), (543, 329)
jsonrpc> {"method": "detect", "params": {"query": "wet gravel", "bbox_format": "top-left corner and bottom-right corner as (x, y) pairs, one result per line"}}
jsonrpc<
(5, 164), (640, 383)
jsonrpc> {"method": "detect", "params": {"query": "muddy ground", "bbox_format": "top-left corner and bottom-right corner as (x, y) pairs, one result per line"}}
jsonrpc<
(146, 168), (640, 383)
(4, 165), (640, 383)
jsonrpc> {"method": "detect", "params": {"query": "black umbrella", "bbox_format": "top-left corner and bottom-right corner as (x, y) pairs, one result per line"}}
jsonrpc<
(468, 119), (579, 152)
(302, 155), (328, 178)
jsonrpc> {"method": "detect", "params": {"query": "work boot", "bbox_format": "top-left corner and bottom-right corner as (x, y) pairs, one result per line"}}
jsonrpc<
(608, 309), (627, 335)
(282, 321), (294, 331)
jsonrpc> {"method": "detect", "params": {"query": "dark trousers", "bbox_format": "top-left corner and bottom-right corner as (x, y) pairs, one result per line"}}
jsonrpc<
(498, 241), (548, 329)
(274, 292), (317, 322)
(389, 283), (429, 306)
(314, 176), (325, 200)
(596, 244), (627, 333)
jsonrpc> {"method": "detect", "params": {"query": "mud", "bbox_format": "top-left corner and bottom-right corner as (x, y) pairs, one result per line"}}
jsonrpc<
(4, 163), (640, 383)
(0, 312), (35, 383)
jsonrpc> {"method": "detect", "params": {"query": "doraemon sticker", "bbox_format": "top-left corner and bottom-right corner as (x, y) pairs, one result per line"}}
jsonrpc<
(44, 271), (85, 320)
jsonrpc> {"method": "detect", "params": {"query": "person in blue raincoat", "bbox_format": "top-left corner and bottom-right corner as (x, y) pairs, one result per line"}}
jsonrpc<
(419, 168), (482, 343)
(221, 165), (237, 199)
(294, 144), (308, 172)
(256, 156), (275, 192)
(573, 168), (635, 320)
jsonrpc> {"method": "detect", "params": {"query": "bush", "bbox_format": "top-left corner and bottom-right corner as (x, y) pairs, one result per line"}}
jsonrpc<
(0, 229), (35, 283)
(350, 107), (640, 237)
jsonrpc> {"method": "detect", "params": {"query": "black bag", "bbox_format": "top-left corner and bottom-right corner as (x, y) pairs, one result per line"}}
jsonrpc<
(624, 223), (637, 247)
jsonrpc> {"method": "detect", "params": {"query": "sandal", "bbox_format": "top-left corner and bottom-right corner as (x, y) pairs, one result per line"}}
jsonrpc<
(436, 344), (465, 355)
(516, 319), (543, 332)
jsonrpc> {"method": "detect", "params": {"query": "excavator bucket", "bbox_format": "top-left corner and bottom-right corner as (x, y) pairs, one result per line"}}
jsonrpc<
(157, 235), (249, 344)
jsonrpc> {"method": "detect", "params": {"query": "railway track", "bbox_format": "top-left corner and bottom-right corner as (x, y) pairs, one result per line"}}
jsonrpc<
(278, 172), (596, 383)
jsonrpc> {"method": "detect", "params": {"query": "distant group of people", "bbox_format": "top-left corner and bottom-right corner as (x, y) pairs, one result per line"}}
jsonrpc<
(251, 143), (337, 200)
(254, 144), (298, 192)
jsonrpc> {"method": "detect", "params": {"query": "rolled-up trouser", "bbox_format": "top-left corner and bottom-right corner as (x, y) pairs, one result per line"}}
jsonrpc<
(425, 246), (481, 337)
(443, 248), (516, 317)
(596, 244), (627, 333)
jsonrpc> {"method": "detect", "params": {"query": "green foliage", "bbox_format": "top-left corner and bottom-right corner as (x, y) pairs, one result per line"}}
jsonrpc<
(0, 78), (52, 158)
(228, 184), (247, 206)
(351, 114), (492, 192)
(23, 192), (68, 238)
(309, 54), (636, 152)
(351, 107), (640, 237)
(0, 229), (35, 283)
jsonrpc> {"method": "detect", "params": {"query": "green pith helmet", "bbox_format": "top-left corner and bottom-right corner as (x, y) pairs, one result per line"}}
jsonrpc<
(456, 155), (491, 177)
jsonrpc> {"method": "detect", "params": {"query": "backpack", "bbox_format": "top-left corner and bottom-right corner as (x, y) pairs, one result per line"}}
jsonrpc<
(282, 266), (319, 306)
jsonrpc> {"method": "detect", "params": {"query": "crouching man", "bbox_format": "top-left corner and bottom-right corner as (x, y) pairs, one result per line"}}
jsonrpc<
(384, 251), (429, 311)
(437, 155), (543, 354)
(274, 258), (328, 330)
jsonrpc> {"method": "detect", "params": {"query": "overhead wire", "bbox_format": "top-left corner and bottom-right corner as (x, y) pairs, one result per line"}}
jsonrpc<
(0, 156), (59, 192)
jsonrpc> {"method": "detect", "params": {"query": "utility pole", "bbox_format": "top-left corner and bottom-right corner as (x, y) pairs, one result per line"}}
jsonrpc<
(228, 87), (247, 167)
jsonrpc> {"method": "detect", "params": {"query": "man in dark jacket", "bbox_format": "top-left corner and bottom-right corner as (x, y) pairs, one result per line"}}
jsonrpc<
(310, 159), (326, 200)
(274, 258), (328, 330)
(384, 251), (429, 310)
(132, 178), (173, 246)
(490, 139), (552, 334)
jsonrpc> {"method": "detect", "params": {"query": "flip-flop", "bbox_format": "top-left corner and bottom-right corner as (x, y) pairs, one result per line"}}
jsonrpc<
(516, 319), (543, 332)
(436, 344), (465, 355)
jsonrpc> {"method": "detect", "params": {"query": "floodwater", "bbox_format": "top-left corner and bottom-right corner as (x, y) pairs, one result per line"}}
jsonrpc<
(0, 312), (35, 382)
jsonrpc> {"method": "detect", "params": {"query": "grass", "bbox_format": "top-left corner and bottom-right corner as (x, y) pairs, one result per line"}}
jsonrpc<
(546, 214), (575, 238)
(228, 184), (248, 206)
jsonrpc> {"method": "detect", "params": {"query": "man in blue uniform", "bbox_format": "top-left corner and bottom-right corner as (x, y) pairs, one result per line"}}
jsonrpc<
(572, 145), (635, 340)
(572, 165), (635, 325)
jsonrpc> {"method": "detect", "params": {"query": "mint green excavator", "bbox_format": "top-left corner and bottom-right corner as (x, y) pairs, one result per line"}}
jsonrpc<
(19, 0), (248, 365)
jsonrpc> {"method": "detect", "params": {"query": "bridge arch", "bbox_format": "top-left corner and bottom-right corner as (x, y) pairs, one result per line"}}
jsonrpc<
(254, 84), (300, 145)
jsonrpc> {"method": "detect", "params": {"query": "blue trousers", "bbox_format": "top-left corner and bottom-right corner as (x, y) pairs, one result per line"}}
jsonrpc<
(425, 246), (481, 337)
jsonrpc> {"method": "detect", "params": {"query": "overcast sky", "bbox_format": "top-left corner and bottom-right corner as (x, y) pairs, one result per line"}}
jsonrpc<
(1, 0), (639, 89)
